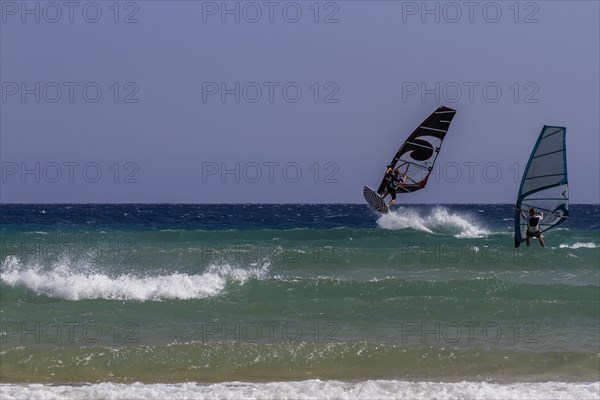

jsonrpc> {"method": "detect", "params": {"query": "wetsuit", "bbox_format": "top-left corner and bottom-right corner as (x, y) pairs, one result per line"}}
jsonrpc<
(526, 214), (543, 237)
(385, 171), (403, 200)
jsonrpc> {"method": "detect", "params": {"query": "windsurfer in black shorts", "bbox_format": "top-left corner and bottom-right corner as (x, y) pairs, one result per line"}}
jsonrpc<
(520, 207), (545, 247)
(383, 165), (406, 207)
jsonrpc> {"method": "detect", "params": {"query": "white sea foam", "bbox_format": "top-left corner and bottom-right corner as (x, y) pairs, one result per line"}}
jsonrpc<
(377, 207), (489, 238)
(0, 380), (598, 400)
(559, 242), (598, 249)
(0, 256), (268, 301)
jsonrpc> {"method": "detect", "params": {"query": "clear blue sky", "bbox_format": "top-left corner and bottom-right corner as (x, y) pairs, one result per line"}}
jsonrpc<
(1, 1), (598, 203)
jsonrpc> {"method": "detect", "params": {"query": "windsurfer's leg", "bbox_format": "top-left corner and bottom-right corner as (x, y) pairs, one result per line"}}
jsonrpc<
(538, 233), (545, 247)
(386, 190), (396, 207)
(525, 237), (530, 246)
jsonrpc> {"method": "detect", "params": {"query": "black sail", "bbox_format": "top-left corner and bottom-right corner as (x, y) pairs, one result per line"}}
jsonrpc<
(376, 106), (457, 195)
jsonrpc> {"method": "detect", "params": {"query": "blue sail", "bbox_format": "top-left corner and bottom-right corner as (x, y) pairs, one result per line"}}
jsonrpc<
(514, 126), (569, 247)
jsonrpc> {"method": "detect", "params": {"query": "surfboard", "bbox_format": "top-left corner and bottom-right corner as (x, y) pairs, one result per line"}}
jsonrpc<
(363, 186), (389, 213)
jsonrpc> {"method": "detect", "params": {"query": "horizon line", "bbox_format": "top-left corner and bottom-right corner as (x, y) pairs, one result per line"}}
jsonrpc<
(1, 202), (599, 206)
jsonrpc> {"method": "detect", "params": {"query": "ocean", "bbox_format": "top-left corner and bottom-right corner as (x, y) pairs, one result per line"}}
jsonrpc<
(1, 204), (598, 399)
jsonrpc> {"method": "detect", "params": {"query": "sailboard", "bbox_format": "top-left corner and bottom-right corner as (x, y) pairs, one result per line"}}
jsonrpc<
(363, 186), (389, 213)
(514, 126), (569, 247)
(363, 106), (457, 213)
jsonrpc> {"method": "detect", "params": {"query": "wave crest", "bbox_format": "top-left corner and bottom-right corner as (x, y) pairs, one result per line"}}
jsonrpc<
(0, 256), (269, 301)
(376, 207), (489, 238)
(559, 242), (598, 249)
(1, 380), (598, 400)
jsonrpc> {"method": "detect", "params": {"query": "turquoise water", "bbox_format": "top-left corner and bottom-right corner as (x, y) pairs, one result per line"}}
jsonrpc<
(0, 204), (598, 395)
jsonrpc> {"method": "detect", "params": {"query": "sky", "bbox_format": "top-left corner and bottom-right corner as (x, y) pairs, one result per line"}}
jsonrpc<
(1, 0), (599, 204)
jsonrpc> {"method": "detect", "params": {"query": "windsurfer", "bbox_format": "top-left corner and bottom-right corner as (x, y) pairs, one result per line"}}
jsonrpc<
(383, 166), (406, 207)
(520, 207), (545, 247)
